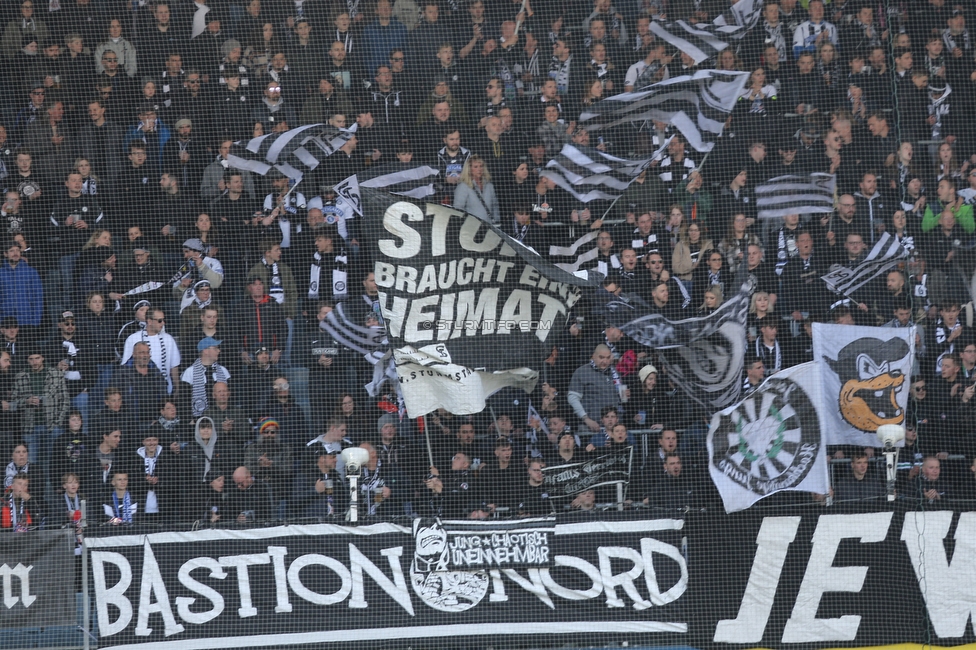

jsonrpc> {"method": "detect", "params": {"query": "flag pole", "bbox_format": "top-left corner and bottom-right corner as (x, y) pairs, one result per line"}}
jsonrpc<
(598, 149), (711, 223)
(512, 0), (530, 38)
(423, 416), (435, 469)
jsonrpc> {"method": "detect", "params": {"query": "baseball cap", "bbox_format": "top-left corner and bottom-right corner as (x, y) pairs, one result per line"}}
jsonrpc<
(182, 238), (205, 252)
(60, 310), (75, 321)
(197, 336), (222, 351)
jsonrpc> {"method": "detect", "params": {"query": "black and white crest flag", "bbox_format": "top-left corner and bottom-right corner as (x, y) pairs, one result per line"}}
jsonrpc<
(599, 282), (751, 410)
(821, 232), (908, 296)
(541, 141), (668, 204)
(336, 163), (441, 216)
(227, 123), (354, 180)
(755, 173), (836, 219)
(707, 361), (829, 513)
(357, 189), (600, 416)
(578, 70), (750, 152)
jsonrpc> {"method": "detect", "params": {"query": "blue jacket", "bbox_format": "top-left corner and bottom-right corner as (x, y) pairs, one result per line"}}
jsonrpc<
(123, 120), (172, 170)
(363, 19), (408, 76)
(0, 261), (43, 326)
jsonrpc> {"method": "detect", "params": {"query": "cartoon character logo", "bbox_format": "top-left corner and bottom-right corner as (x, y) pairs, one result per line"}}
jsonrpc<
(409, 519), (488, 612)
(825, 337), (910, 432)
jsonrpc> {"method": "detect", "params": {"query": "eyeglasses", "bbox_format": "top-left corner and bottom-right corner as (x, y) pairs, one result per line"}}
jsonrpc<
(151, 317), (165, 322)
(391, 56), (404, 61)
(30, 90), (45, 96)
(187, 78), (201, 84)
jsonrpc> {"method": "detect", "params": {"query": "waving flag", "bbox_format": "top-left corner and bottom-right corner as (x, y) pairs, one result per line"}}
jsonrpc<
(707, 361), (829, 513)
(579, 70), (750, 152)
(334, 163), (441, 216)
(650, 20), (731, 64)
(755, 173), (836, 219)
(713, 0), (765, 36)
(226, 123), (355, 180)
(598, 280), (751, 410)
(821, 232), (909, 297)
(540, 142), (666, 203)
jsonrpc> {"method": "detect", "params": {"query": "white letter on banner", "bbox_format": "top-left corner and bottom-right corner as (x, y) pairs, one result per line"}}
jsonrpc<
(901, 511), (976, 638)
(348, 545), (414, 615)
(175, 558), (226, 625)
(428, 204), (453, 257)
(489, 569), (508, 602)
(498, 290), (533, 335)
(135, 540), (184, 636)
(218, 554), (270, 617)
(268, 546), (292, 614)
(287, 554), (351, 606)
(782, 512), (893, 643)
(598, 547), (652, 610)
(714, 516), (801, 643)
(641, 538), (687, 605)
(540, 556), (603, 601)
(535, 294), (567, 343)
(379, 202), (423, 259)
(501, 568), (554, 609)
(458, 216), (501, 253)
(1, 563), (35, 608)
(91, 551), (133, 637)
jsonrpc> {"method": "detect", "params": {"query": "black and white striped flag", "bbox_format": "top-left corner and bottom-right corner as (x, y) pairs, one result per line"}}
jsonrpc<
(320, 299), (388, 357)
(651, 0), (763, 65)
(578, 70), (750, 152)
(548, 231), (602, 272)
(755, 173), (836, 219)
(821, 232), (908, 297)
(540, 142), (663, 203)
(650, 20), (730, 64)
(334, 163), (441, 216)
(226, 123), (355, 180)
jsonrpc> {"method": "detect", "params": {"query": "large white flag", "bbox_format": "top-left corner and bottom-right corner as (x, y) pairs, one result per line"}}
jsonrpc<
(707, 362), (829, 513)
(813, 323), (914, 447)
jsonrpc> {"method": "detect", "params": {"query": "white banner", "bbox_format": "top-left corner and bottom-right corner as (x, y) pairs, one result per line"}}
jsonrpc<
(812, 323), (914, 447)
(707, 362), (829, 513)
(393, 347), (538, 416)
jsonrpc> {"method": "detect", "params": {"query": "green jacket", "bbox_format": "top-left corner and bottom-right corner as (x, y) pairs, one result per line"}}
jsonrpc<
(922, 201), (975, 233)
(10, 366), (69, 433)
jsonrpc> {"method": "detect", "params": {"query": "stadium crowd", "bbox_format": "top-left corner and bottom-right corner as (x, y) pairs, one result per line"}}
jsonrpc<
(2, 0), (976, 532)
